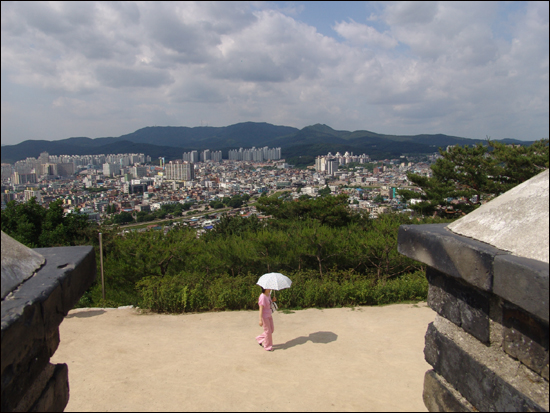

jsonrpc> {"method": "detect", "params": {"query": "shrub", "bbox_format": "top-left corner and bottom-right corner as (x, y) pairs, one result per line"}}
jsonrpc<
(135, 269), (428, 313)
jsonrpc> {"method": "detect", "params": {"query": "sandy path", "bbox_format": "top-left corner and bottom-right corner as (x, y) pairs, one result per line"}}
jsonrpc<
(51, 303), (435, 412)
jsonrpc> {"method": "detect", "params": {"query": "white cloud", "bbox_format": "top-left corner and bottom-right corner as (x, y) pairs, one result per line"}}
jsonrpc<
(0, 1), (548, 146)
(333, 19), (398, 49)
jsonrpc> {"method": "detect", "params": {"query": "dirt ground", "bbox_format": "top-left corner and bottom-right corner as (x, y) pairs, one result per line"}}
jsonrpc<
(51, 303), (435, 412)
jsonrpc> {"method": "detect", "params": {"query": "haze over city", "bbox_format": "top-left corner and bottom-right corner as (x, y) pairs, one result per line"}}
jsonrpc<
(1, 1), (548, 146)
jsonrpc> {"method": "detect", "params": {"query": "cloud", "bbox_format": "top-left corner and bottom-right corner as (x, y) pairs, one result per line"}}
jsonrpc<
(95, 65), (174, 88)
(0, 1), (548, 146)
(333, 19), (398, 49)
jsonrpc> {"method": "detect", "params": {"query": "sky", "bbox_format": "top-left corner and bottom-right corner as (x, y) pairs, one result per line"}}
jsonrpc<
(1, 1), (548, 146)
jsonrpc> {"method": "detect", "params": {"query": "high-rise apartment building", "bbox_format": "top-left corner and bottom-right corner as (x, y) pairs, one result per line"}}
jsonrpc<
(200, 149), (211, 162)
(326, 160), (339, 176)
(228, 147), (282, 161)
(315, 152), (370, 173)
(165, 161), (194, 181)
(103, 163), (121, 177)
(12, 172), (37, 185)
(57, 163), (75, 177)
(130, 165), (148, 178)
(211, 151), (222, 162)
(38, 151), (49, 165)
(24, 188), (41, 203)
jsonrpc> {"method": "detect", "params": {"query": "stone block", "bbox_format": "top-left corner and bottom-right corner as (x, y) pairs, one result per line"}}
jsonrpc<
(1, 302), (51, 412)
(426, 267), (490, 343)
(1, 300), (45, 375)
(28, 363), (69, 412)
(1, 231), (45, 300)
(493, 254), (549, 324)
(424, 316), (549, 412)
(489, 296), (505, 348)
(2, 245), (95, 412)
(398, 224), (507, 291)
(11, 362), (70, 412)
(423, 369), (475, 412)
(502, 302), (549, 380)
(31, 246), (96, 317)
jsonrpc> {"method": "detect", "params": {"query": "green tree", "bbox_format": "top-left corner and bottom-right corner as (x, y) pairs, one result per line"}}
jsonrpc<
(202, 214), (263, 241)
(112, 211), (134, 225)
(1, 198), (44, 247)
(295, 221), (351, 277)
(257, 193), (357, 228)
(228, 196), (244, 209)
(209, 200), (225, 209)
(318, 185), (331, 197)
(1, 198), (90, 248)
(250, 229), (289, 273)
(399, 139), (549, 217)
(350, 214), (421, 281)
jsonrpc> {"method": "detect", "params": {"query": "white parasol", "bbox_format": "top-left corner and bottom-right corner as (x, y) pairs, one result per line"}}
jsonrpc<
(256, 272), (292, 291)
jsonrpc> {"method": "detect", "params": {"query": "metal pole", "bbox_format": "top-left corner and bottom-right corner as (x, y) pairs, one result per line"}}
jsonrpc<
(99, 232), (105, 301)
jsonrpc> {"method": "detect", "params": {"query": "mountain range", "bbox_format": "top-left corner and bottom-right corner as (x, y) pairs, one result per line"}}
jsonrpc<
(1, 122), (532, 164)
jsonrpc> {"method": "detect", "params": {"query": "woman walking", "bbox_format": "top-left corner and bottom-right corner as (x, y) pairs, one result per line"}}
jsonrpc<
(256, 287), (276, 351)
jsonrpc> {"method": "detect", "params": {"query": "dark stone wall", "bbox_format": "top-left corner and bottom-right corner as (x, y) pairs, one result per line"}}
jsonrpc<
(398, 223), (549, 412)
(1, 245), (96, 412)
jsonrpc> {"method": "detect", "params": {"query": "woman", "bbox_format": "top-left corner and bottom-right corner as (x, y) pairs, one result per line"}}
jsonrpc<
(256, 287), (277, 351)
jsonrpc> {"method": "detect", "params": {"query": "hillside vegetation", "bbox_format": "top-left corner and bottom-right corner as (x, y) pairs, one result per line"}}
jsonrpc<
(78, 200), (449, 312)
(2, 122), (533, 164)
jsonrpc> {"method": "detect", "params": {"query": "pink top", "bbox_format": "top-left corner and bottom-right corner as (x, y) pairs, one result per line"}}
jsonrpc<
(258, 293), (272, 318)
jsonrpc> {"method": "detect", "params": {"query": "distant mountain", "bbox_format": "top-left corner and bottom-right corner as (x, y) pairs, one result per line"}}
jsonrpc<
(0, 121), (534, 164)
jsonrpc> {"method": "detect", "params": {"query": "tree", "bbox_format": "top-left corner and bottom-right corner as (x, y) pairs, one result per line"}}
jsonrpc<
(296, 221), (351, 277)
(318, 185), (331, 197)
(250, 229), (289, 273)
(112, 211), (134, 225)
(1, 198), (90, 248)
(399, 139), (549, 217)
(202, 214), (263, 241)
(350, 214), (421, 281)
(257, 193), (357, 228)
(228, 196), (244, 209)
(109, 228), (196, 278)
(1, 198), (44, 247)
(209, 200), (225, 209)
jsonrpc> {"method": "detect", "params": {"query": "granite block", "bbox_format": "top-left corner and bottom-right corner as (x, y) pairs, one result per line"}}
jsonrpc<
(502, 302), (549, 380)
(398, 224), (507, 291)
(424, 316), (549, 412)
(423, 369), (475, 412)
(427, 267), (490, 343)
(493, 254), (549, 324)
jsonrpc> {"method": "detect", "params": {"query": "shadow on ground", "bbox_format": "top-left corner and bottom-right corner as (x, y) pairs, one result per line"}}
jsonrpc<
(273, 331), (338, 350)
(66, 310), (106, 318)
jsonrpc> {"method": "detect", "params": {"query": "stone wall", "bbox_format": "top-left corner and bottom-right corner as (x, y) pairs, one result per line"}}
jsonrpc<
(398, 223), (548, 412)
(1, 233), (96, 412)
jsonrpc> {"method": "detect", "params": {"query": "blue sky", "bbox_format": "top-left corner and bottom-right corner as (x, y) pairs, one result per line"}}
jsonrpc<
(1, 1), (548, 146)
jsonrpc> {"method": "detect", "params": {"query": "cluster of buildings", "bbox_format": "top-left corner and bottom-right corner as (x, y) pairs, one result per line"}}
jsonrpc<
(182, 150), (222, 163)
(228, 147), (281, 162)
(1, 147), (440, 222)
(315, 152), (371, 175)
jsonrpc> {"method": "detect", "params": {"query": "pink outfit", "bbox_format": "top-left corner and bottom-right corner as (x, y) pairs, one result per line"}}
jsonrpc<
(258, 293), (272, 317)
(256, 293), (274, 351)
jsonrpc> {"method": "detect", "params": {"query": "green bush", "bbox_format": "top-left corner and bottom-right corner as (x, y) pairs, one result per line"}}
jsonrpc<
(135, 269), (428, 313)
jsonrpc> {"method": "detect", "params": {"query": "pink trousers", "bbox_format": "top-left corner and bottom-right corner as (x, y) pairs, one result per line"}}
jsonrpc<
(256, 316), (274, 351)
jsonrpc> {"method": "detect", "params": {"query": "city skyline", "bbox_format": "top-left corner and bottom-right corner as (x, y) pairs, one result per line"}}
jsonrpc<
(1, 1), (548, 146)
